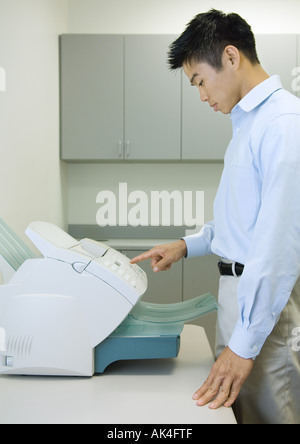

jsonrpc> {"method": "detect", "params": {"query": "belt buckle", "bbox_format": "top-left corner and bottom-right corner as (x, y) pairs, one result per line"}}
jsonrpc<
(218, 260), (243, 277)
(217, 260), (224, 274)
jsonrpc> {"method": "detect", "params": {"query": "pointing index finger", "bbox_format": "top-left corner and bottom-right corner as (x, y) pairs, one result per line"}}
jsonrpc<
(130, 250), (154, 265)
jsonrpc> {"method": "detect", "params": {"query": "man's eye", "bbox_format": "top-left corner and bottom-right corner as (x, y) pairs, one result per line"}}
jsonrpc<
(199, 81), (203, 87)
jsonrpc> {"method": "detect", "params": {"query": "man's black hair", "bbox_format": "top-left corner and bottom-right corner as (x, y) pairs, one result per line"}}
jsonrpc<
(168, 9), (260, 71)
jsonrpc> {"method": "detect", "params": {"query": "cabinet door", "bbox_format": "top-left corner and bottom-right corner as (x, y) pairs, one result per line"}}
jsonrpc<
(125, 35), (181, 160)
(182, 72), (232, 161)
(255, 34), (297, 95)
(122, 250), (182, 304)
(60, 35), (124, 160)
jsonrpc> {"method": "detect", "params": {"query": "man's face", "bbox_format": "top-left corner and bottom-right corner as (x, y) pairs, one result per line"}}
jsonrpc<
(183, 57), (241, 115)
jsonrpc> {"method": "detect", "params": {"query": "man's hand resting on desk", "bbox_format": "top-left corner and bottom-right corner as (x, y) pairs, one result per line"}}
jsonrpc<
(130, 240), (187, 272)
(193, 346), (254, 409)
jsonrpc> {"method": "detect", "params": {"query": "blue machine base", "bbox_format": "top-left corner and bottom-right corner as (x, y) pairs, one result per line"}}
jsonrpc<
(94, 335), (181, 373)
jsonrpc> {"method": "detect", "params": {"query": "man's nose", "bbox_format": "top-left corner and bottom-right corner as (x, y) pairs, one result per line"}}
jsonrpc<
(199, 88), (209, 102)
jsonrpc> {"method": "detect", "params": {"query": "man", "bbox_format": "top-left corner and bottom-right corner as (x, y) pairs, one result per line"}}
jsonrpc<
(130, 9), (300, 424)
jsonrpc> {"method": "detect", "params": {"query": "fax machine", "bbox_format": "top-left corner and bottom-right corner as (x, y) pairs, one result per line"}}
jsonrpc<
(0, 221), (217, 376)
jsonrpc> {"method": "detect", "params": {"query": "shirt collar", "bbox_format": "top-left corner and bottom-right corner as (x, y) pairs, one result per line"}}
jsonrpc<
(234, 75), (282, 113)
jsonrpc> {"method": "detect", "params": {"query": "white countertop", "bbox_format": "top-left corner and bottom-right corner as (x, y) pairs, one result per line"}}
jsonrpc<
(0, 325), (236, 424)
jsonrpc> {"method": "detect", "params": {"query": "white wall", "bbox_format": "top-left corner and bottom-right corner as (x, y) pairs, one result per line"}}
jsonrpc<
(0, 0), (68, 244)
(67, 0), (300, 34)
(68, 163), (223, 227)
(1, 0), (300, 241)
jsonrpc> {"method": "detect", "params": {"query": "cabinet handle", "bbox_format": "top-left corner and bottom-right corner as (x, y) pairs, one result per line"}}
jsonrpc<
(118, 141), (123, 159)
(126, 141), (130, 158)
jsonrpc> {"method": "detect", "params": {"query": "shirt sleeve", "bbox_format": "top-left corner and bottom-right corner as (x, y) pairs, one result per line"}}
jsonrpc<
(182, 220), (215, 258)
(228, 114), (300, 359)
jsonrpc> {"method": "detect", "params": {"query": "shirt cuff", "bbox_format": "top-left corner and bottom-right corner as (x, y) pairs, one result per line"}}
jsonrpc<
(182, 234), (212, 258)
(227, 323), (268, 359)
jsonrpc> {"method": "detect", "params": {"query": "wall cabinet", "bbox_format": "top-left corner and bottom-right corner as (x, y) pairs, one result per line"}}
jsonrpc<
(124, 35), (181, 160)
(60, 35), (124, 160)
(60, 34), (299, 162)
(60, 34), (180, 161)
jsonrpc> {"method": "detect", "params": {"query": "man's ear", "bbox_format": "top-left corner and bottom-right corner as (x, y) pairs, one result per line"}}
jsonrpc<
(223, 45), (240, 70)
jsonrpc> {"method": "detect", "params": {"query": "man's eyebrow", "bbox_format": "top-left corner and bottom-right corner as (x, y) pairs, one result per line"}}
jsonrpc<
(190, 73), (200, 85)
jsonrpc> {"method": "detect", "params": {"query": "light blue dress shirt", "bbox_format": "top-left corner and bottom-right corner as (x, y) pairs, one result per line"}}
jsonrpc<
(184, 76), (300, 359)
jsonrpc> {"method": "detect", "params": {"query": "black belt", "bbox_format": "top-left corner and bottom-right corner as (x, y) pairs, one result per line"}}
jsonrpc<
(218, 260), (244, 277)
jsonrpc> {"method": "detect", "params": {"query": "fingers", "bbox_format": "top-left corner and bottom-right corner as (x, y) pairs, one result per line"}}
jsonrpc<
(130, 249), (169, 272)
(192, 346), (254, 409)
(150, 253), (174, 271)
(192, 370), (220, 407)
(222, 381), (241, 408)
(130, 241), (187, 272)
(193, 377), (239, 409)
(130, 250), (154, 265)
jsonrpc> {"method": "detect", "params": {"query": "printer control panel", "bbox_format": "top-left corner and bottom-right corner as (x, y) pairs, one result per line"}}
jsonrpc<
(91, 248), (147, 300)
(75, 238), (147, 304)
